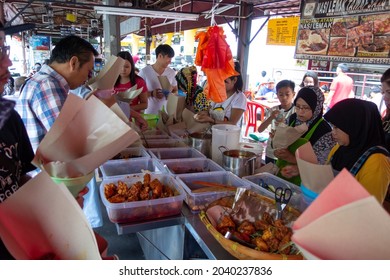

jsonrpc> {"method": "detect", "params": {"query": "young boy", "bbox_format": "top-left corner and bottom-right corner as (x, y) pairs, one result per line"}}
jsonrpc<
(257, 80), (296, 163)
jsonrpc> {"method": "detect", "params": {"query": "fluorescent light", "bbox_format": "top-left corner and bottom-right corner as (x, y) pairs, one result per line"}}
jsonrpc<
(94, 6), (199, 21)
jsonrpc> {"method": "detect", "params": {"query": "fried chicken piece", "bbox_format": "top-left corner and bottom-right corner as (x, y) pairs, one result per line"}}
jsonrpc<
(107, 194), (126, 203)
(237, 220), (256, 236)
(266, 237), (280, 253)
(162, 185), (174, 198)
(139, 185), (151, 200)
(150, 178), (163, 198)
(127, 181), (142, 201)
(117, 181), (129, 197)
(217, 215), (235, 235)
(252, 236), (269, 252)
(254, 219), (269, 231)
(278, 233), (292, 255)
(261, 226), (274, 241)
(143, 173), (151, 185)
(104, 183), (116, 199)
(262, 212), (275, 226)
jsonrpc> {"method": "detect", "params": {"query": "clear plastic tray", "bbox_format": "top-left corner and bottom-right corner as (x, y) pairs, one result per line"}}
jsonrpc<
(148, 147), (206, 160)
(142, 139), (187, 148)
(176, 171), (250, 213)
(110, 147), (150, 160)
(100, 174), (185, 223)
(100, 158), (164, 178)
(160, 158), (226, 176)
(242, 172), (306, 211)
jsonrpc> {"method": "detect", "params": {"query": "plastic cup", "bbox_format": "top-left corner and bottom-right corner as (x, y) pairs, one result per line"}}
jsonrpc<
(51, 172), (94, 198)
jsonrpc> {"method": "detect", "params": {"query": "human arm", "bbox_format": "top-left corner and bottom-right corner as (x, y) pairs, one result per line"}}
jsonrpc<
(258, 109), (281, 132)
(194, 108), (245, 125)
(273, 148), (297, 164)
(130, 109), (148, 131)
(130, 91), (148, 111)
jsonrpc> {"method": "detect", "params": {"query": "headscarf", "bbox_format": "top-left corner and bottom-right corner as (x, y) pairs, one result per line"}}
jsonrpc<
(175, 66), (210, 113)
(288, 86), (335, 164)
(324, 98), (387, 171)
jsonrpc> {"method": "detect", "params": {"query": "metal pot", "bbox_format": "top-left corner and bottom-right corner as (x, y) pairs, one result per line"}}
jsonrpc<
(189, 132), (212, 158)
(219, 146), (257, 177)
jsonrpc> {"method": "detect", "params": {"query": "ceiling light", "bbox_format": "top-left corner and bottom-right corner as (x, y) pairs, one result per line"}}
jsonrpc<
(94, 6), (199, 21)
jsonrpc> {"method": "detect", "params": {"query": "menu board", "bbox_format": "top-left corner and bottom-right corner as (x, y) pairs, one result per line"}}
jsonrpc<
(295, 0), (390, 64)
(267, 17), (299, 46)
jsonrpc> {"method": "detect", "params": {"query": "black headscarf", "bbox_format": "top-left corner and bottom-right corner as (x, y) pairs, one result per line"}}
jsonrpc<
(324, 99), (386, 171)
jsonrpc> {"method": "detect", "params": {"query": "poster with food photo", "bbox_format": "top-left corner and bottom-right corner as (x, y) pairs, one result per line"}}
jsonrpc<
(296, 22), (330, 55)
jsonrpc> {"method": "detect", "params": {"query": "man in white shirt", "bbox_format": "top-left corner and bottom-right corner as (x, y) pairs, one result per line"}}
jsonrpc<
(138, 44), (178, 114)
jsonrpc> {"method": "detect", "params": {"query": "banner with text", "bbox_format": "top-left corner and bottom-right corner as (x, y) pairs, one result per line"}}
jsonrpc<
(295, 0), (390, 64)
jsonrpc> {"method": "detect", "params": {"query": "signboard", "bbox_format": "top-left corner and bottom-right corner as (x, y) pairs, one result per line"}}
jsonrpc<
(267, 17), (300, 46)
(295, 0), (390, 64)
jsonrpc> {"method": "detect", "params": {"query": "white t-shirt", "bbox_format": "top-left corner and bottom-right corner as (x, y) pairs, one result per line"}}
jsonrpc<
(209, 91), (247, 125)
(138, 65), (177, 115)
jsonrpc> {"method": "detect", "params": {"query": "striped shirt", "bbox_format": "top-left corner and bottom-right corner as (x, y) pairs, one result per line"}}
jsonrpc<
(15, 65), (69, 152)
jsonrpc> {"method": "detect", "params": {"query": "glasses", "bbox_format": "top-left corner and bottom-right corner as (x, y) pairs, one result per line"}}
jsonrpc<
(0, 46), (10, 60)
(295, 105), (311, 112)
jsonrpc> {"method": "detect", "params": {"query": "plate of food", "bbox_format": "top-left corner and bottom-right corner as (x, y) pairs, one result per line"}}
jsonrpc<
(297, 29), (329, 55)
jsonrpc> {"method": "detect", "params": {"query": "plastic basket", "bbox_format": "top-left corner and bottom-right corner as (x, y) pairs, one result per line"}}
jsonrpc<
(199, 193), (303, 260)
(142, 114), (159, 128)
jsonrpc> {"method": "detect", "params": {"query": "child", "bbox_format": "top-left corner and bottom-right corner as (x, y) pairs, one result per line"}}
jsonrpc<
(257, 80), (296, 164)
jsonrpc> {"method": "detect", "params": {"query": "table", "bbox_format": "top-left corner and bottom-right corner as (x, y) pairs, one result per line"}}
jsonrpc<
(254, 98), (281, 109)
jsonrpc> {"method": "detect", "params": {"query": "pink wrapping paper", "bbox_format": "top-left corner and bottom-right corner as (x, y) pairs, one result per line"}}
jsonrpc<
(292, 169), (390, 259)
(0, 171), (101, 259)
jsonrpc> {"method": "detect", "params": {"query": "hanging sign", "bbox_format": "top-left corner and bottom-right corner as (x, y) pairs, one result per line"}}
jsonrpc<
(295, 0), (390, 64)
(267, 16), (300, 46)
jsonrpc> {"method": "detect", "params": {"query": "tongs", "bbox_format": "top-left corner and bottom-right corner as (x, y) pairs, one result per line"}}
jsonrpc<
(274, 187), (292, 220)
(224, 231), (256, 249)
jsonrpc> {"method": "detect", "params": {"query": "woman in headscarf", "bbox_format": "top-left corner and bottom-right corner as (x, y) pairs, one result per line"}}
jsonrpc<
(324, 99), (390, 203)
(275, 86), (336, 185)
(175, 65), (210, 113)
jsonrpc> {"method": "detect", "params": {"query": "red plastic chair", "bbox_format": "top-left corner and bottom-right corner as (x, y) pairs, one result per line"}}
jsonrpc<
(244, 100), (265, 137)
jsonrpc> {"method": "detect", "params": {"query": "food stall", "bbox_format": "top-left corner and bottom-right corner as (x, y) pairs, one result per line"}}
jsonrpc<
(98, 127), (307, 260)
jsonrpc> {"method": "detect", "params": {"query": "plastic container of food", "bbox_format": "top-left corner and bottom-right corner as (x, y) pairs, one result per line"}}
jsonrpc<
(142, 129), (171, 139)
(100, 158), (164, 178)
(142, 138), (187, 148)
(148, 147), (206, 160)
(110, 147), (150, 160)
(242, 172), (305, 211)
(160, 158), (226, 176)
(100, 173), (185, 223)
(176, 171), (250, 213)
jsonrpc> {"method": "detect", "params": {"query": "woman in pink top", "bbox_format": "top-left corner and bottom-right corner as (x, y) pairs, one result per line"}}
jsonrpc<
(114, 51), (148, 130)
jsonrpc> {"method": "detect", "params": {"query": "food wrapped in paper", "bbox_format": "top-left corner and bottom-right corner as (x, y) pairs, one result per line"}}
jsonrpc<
(272, 123), (308, 150)
(295, 142), (334, 194)
(292, 169), (390, 259)
(33, 94), (139, 183)
(0, 171), (101, 260)
(115, 84), (143, 103)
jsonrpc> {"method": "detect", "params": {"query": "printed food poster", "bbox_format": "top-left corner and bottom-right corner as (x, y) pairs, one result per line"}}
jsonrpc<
(295, 0), (390, 64)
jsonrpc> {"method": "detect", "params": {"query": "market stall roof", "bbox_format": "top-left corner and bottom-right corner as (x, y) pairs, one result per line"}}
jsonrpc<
(4, 0), (301, 38)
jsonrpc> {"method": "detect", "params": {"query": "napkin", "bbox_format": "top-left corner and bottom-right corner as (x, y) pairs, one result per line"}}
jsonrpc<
(295, 142), (334, 194)
(292, 169), (390, 260)
(272, 123), (308, 150)
(33, 94), (139, 178)
(0, 171), (101, 259)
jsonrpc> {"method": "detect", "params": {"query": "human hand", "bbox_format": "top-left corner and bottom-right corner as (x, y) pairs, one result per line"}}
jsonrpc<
(76, 187), (89, 208)
(273, 148), (296, 163)
(153, 89), (165, 99)
(135, 116), (149, 131)
(280, 165), (300, 178)
(194, 111), (213, 123)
